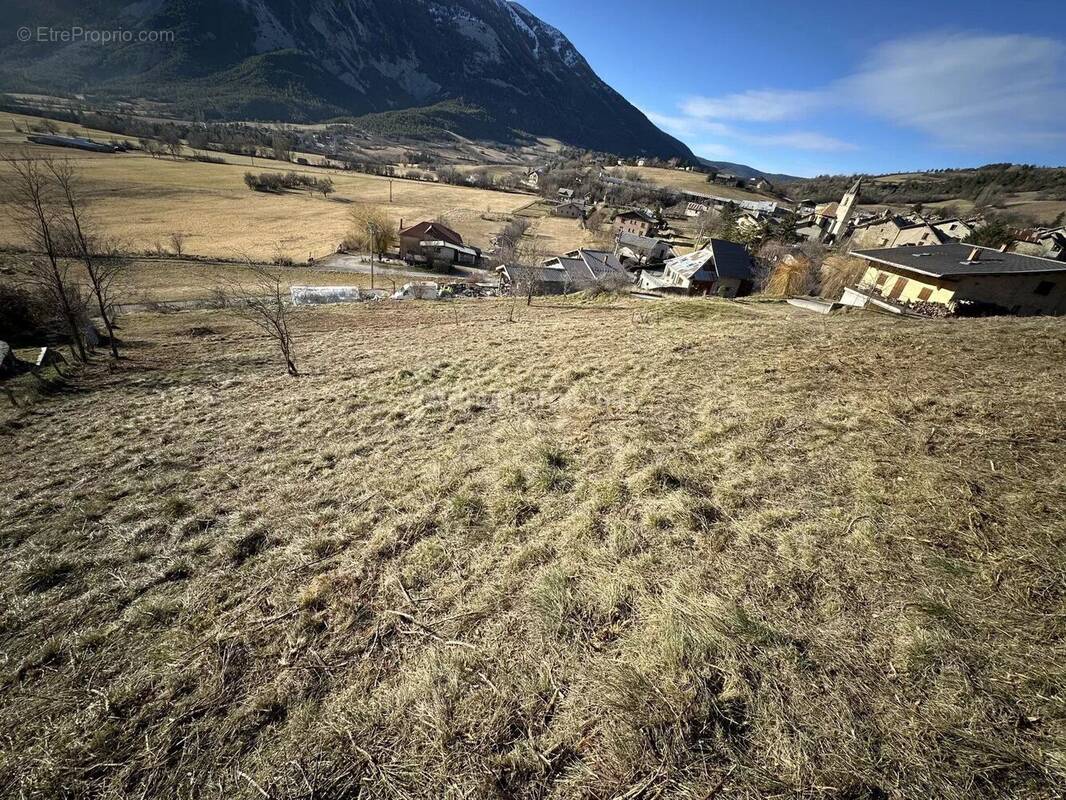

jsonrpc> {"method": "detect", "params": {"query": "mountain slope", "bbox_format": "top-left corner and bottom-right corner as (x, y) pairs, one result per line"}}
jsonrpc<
(697, 158), (803, 184)
(0, 0), (693, 158)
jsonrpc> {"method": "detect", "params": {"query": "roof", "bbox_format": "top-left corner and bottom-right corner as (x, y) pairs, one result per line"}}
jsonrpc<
(853, 214), (905, 230)
(614, 209), (657, 224)
(661, 239), (753, 283)
(852, 243), (1066, 278)
(506, 249), (627, 291)
(708, 239), (755, 280)
(421, 240), (480, 257)
(617, 232), (668, 252)
(637, 270), (670, 290)
(399, 221), (462, 245)
(571, 249), (625, 278)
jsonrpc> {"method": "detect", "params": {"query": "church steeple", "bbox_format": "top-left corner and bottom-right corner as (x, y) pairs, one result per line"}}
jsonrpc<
(829, 177), (862, 241)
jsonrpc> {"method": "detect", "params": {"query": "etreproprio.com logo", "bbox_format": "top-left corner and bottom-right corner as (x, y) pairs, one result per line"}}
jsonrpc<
(17, 26), (175, 45)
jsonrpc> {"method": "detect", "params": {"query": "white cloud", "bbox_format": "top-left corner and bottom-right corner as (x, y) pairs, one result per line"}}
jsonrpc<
(643, 110), (732, 138)
(647, 32), (1066, 160)
(745, 131), (857, 152)
(690, 142), (736, 159)
(680, 90), (827, 122)
(648, 108), (854, 153)
(841, 33), (1066, 148)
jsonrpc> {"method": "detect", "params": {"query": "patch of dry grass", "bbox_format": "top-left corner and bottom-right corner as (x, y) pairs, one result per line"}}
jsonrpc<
(0, 112), (534, 261)
(630, 166), (771, 201)
(1, 299), (1064, 798)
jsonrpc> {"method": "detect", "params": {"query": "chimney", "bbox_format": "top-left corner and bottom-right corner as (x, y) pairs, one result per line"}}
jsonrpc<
(967, 247), (981, 262)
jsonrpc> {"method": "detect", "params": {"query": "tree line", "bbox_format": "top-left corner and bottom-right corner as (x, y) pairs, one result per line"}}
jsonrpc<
(244, 171), (334, 197)
(789, 164), (1066, 206)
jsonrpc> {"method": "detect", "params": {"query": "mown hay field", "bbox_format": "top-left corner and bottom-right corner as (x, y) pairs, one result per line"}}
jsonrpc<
(0, 112), (534, 261)
(1, 298), (1065, 799)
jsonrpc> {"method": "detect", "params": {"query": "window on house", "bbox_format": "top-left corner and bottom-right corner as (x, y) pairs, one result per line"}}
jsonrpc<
(875, 272), (888, 287)
(1034, 281), (1054, 296)
(917, 287), (932, 302)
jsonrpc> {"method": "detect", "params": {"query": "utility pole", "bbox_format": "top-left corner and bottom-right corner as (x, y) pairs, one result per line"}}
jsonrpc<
(367, 220), (377, 290)
(389, 179), (393, 203)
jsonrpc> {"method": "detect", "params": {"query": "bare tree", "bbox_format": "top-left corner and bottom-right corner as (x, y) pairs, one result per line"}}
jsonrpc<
(519, 222), (543, 307)
(347, 203), (397, 288)
(169, 231), (187, 257)
(224, 264), (300, 377)
(0, 153), (88, 361)
(48, 159), (126, 359)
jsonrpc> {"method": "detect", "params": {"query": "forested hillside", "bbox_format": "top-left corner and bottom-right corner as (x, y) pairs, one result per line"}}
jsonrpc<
(788, 164), (1066, 207)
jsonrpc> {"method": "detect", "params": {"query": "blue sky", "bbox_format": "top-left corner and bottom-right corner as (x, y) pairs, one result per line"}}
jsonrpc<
(521, 0), (1066, 177)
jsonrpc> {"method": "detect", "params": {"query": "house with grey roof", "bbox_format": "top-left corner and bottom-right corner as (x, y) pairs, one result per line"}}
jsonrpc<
(498, 249), (630, 296)
(615, 232), (675, 265)
(844, 243), (1066, 316)
(552, 199), (590, 219)
(638, 240), (754, 297)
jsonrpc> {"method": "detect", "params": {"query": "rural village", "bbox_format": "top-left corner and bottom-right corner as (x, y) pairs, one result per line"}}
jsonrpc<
(1, 3), (1065, 798)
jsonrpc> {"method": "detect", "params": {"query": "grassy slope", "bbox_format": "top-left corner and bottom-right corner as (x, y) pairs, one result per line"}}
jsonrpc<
(631, 166), (772, 201)
(0, 112), (534, 261)
(1, 299), (1064, 798)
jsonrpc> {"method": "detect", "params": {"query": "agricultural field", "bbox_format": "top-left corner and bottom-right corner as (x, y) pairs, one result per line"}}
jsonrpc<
(0, 253), (395, 307)
(631, 166), (773, 201)
(0, 112), (538, 262)
(525, 216), (613, 257)
(1, 298), (1064, 798)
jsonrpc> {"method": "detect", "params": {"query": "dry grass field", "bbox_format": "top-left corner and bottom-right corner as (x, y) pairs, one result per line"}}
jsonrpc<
(4, 255), (388, 304)
(630, 166), (771, 202)
(1, 298), (1064, 799)
(0, 112), (535, 261)
(526, 217), (612, 256)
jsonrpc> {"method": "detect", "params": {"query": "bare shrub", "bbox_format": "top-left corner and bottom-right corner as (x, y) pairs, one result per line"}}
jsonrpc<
(0, 153), (89, 360)
(169, 231), (187, 257)
(222, 264), (300, 377)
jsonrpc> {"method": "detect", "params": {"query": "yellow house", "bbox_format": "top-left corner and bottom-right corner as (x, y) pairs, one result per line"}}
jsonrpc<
(845, 243), (1066, 316)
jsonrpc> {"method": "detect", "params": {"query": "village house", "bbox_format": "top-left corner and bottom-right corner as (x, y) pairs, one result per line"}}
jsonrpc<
(498, 249), (629, 295)
(735, 211), (764, 232)
(615, 232), (675, 265)
(713, 173), (745, 188)
(613, 208), (658, 237)
(1009, 227), (1066, 261)
(398, 221), (474, 266)
(848, 215), (954, 250)
(552, 199), (589, 219)
(843, 243), (1066, 316)
(420, 240), (482, 267)
(932, 218), (975, 240)
(794, 217), (825, 242)
(523, 167), (543, 189)
(813, 202), (839, 228)
(685, 201), (710, 218)
(637, 239), (754, 297)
